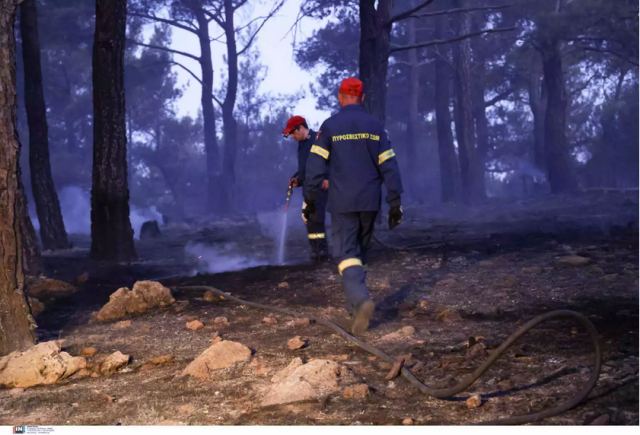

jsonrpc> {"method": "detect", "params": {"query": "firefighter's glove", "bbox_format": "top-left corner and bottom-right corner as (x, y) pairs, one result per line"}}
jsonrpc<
(302, 200), (315, 224)
(388, 205), (403, 230)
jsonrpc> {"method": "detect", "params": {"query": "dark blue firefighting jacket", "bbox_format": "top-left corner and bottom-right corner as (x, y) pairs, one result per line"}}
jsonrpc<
(304, 104), (403, 213)
(291, 129), (315, 194)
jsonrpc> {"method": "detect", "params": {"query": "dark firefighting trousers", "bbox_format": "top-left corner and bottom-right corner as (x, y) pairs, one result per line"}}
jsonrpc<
(303, 190), (328, 260)
(331, 211), (377, 313)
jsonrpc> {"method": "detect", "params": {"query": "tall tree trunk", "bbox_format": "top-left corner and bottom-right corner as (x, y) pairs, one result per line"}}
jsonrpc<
(452, 1), (485, 203)
(471, 56), (490, 166)
(19, 0), (70, 251)
(18, 177), (41, 275)
(540, 37), (576, 193)
(359, 0), (391, 122)
(220, 0), (238, 212)
(527, 58), (547, 171)
(404, 14), (421, 202)
(194, 6), (220, 213)
(433, 16), (460, 203)
(0, 0), (37, 355)
(91, 0), (136, 261)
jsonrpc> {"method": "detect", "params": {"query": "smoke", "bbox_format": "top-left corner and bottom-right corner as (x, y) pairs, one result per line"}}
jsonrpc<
(30, 186), (165, 238)
(185, 242), (268, 273)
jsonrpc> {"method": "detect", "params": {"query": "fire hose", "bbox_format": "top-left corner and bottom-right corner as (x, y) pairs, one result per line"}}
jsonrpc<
(175, 284), (602, 425)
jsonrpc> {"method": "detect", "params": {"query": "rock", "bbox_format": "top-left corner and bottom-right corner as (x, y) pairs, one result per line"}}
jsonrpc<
(81, 347), (98, 357)
(385, 355), (410, 380)
(140, 220), (161, 240)
(0, 341), (86, 388)
(202, 290), (222, 303)
(557, 255), (590, 266)
(466, 394), (482, 409)
(182, 340), (251, 380)
(149, 354), (174, 365)
(402, 418), (414, 425)
(379, 326), (416, 342)
(294, 318), (311, 327)
(262, 359), (356, 407)
(99, 351), (130, 375)
(262, 316), (278, 325)
(26, 277), (78, 301)
(466, 342), (488, 360)
(112, 320), (132, 330)
(342, 383), (369, 400)
(95, 281), (175, 322)
(186, 320), (205, 331)
(28, 297), (45, 317)
(76, 272), (90, 285)
(213, 316), (229, 326)
(277, 281), (289, 289)
(435, 307), (462, 323)
(287, 336), (307, 350)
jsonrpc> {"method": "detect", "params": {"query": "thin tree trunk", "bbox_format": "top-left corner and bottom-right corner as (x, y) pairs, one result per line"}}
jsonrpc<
(471, 58), (490, 166)
(405, 15), (420, 202)
(359, 0), (392, 122)
(91, 0), (136, 261)
(0, 0), (37, 355)
(540, 37), (576, 193)
(527, 57), (546, 171)
(194, 6), (220, 213)
(20, 0), (70, 251)
(434, 16), (460, 203)
(452, 2), (485, 203)
(221, 0), (239, 211)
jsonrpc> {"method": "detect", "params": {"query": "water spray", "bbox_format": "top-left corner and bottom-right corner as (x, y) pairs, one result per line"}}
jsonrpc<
(276, 183), (294, 264)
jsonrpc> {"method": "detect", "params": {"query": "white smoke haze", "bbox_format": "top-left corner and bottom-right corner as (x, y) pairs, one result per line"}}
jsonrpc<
(30, 186), (165, 238)
(185, 242), (268, 273)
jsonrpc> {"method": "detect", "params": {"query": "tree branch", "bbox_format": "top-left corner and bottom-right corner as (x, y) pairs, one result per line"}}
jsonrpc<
(409, 4), (512, 19)
(168, 60), (202, 85)
(128, 11), (198, 34)
(128, 39), (201, 62)
(389, 0), (437, 24)
(237, 0), (284, 56)
(484, 89), (513, 107)
(389, 27), (516, 54)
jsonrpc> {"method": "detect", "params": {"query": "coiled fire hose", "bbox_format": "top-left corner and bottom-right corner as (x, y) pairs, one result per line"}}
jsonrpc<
(175, 285), (601, 425)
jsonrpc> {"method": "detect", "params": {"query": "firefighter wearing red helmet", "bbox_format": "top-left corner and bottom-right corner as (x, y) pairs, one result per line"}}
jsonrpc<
(304, 77), (403, 335)
(282, 115), (329, 262)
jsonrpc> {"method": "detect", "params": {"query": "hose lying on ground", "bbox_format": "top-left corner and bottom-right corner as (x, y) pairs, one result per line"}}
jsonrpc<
(175, 285), (601, 425)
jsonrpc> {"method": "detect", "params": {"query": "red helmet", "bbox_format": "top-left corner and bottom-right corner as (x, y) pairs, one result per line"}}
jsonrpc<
(282, 115), (306, 137)
(339, 77), (363, 97)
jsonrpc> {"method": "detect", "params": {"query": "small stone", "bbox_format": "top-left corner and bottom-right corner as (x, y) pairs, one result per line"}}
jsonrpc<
(112, 320), (132, 330)
(287, 336), (307, 350)
(417, 299), (429, 311)
(71, 402), (80, 408)
(402, 418), (414, 425)
(99, 351), (130, 375)
(262, 316), (278, 325)
(466, 342), (487, 360)
(149, 354), (174, 365)
(213, 316), (229, 326)
(277, 282), (289, 289)
(186, 320), (205, 331)
(81, 347), (98, 357)
(436, 308), (462, 323)
(557, 255), (590, 266)
(466, 394), (482, 409)
(342, 383), (369, 400)
(202, 290), (219, 302)
(294, 318), (311, 327)
(182, 340), (252, 380)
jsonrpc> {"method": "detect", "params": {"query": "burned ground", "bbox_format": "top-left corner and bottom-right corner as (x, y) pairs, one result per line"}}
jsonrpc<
(0, 193), (637, 425)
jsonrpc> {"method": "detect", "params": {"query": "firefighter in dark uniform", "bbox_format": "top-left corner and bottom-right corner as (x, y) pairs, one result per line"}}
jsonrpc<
(282, 115), (329, 261)
(304, 77), (403, 335)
